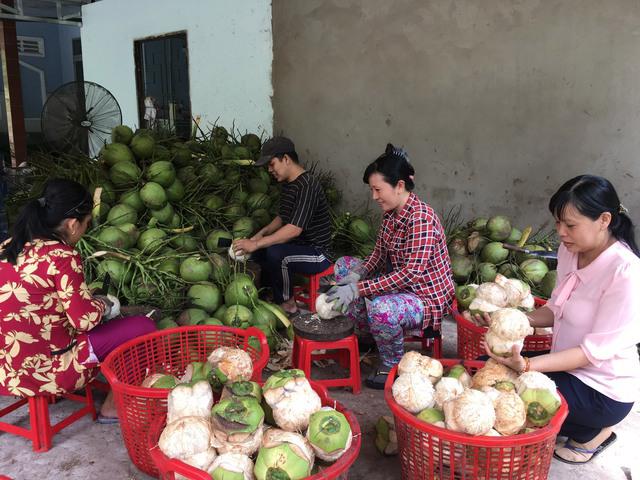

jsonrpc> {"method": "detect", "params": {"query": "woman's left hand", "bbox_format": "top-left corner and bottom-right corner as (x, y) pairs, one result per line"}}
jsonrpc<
(481, 340), (527, 373)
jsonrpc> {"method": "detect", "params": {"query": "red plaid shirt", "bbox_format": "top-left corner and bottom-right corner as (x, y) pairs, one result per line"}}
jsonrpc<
(358, 193), (454, 329)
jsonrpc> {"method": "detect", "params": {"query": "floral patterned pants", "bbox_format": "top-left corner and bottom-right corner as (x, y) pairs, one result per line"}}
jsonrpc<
(335, 256), (424, 368)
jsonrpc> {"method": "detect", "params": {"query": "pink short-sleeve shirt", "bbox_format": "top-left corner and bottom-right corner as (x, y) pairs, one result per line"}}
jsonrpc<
(547, 241), (640, 402)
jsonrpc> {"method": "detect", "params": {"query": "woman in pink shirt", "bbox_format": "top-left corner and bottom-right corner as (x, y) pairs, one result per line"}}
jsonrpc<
(486, 175), (640, 465)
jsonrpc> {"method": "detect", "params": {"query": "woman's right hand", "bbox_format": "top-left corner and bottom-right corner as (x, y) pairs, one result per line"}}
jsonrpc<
(462, 310), (492, 327)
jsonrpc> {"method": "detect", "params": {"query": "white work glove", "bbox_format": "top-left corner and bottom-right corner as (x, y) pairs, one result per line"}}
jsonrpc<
(95, 294), (121, 320)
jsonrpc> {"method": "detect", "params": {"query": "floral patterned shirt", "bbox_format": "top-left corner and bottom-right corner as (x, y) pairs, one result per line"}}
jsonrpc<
(0, 239), (104, 397)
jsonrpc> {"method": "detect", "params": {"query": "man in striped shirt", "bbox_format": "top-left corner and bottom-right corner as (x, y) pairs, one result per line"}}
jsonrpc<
(233, 136), (332, 313)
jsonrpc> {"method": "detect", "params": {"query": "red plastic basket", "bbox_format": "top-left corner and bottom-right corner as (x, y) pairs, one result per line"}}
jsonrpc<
(384, 359), (568, 480)
(148, 381), (362, 480)
(101, 325), (269, 477)
(454, 297), (553, 360)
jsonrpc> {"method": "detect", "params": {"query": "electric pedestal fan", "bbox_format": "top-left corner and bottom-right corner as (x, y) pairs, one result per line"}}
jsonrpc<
(41, 81), (122, 157)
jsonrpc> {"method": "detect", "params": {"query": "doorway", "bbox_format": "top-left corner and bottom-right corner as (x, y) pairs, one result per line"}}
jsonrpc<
(134, 32), (191, 138)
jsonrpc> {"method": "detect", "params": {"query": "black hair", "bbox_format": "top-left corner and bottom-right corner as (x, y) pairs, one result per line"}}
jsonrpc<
(0, 178), (92, 264)
(362, 143), (415, 190)
(548, 174), (639, 257)
(275, 151), (299, 164)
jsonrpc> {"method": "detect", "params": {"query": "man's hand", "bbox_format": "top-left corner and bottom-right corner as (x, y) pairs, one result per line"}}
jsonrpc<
(326, 283), (359, 313)
(234, 238), (259, 255)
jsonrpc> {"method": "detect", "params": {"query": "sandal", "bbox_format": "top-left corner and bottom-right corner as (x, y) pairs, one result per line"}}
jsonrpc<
(553, 432), (617, 465)
(96, 413), (120, 425)
(365, 369), (391, 390)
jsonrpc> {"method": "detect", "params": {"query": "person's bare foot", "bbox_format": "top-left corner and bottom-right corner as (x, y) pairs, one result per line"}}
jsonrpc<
(99, 391), (118, 418)
(280, 298), (298, 314)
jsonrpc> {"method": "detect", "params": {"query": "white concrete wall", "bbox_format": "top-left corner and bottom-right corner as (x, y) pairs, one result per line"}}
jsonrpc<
(81, 0), (273, 136)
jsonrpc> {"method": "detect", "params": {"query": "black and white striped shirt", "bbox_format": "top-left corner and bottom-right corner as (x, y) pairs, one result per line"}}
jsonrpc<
(279, 171), (332, 255)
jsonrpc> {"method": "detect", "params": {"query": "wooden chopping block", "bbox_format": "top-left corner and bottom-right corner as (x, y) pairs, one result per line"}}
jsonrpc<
(292, 313), (354, 341)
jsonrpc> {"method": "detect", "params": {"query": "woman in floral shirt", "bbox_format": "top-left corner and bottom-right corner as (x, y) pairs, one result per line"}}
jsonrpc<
(0, 179), (155, 422)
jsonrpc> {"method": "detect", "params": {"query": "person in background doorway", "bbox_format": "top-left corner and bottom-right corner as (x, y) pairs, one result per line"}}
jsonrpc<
(233, 136), (332, 314)
(0, 179), (156, 423)
(482, 174), (640, 465)
(328, 144), (455, 389)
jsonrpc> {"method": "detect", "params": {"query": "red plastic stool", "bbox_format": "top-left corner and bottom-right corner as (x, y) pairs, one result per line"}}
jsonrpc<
(0, 383), (98, 452)
(293, 334), (361, 394)
(403, 325), (443, 358)
(293, 264), (334, 312)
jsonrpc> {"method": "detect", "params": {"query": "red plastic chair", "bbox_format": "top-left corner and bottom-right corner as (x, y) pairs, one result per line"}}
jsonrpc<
(293, 334), (361, 394)
(0, 383), (98, 452)
(293, 263), (335, 312)
(404, 324), (443, 358)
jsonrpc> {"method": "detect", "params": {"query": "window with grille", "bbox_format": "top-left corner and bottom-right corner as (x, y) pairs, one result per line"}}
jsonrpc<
(17, 37), (45, 57)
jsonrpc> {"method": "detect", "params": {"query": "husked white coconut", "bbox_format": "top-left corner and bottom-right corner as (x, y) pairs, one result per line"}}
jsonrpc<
(167, 380), (213, 424)
(489, 308), (534, 341)
(392, 372), (435, 414)
(485, 330), (525, 357)
(494, 275), (531, 307)
(474, 283), (509, 308)
(208, 453), (254, 480)
(159, 416), (212, 460)
(315, 293), (342, 319)
(263, 374), (321, 432)
(433, 377), (464, 409)
(397, 351), (443, 383)
(207, 347), (253, 383)
(471, 359), (519, 390)
(492, 391), (527, 435)
(443, 389), (496, 436)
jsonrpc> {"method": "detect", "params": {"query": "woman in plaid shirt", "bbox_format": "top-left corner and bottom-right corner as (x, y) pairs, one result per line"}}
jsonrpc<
(328, 144), (454, 389)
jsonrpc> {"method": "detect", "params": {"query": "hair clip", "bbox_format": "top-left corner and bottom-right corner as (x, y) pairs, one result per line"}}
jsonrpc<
(37, 197), (46, 207)
(385, 143), (410, 163)
(409, 175), (415, 181)
(619, 204), (629, 215)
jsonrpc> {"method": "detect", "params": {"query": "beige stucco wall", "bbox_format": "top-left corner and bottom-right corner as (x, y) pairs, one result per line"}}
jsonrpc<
(272, 0), (640, 230)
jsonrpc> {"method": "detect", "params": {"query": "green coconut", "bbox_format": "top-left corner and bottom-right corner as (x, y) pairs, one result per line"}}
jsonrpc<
(137, 228), (167, 251)
(349, 217), (373, 243)
(252, 305), (277, 331)
(307, 408), (352, 458)
(101, 142), (134, 166)
(506, 227), (522, 244)
(516, 244), (549, 264)
(92, 202), (110, 225)
(448, 238), (467, 257)
(212, 396), (264, 434)
(520, 389), (561, 427)
(416, 408), (445, 425)
(470, 217), (488, 231)
(200, 163), (222, 185)
(224, 277), (258, 307)
(116, 223), (140, 245)
(171, 145), (192, 167)
(110, 161), (141, 187)
(97, 258), (131, 283)
(206, 230), (233, 253)
(180, 256), (212, 282)
(246, 192), (271, 212)
(157, 256), (180, 275)
(149, 374), (177, 389)
(107, 203), (137, 226)
(478, 262), (498, 283)
(140, 182), (168, 210)
(252, 208), (272, 229)
(146, 160), (176, 187)
(119, 189), (145, 212)
(97, 226), (130, 249)
(111, 125), (134, 145)
(498, 263), (519, 278)
(486, 215), (512, 241)
(210, 254), (231, 285)
(177, 308), (208, 326)
(95, 182), (117, 205)
(455, 284), (477, 311)
(263, 369), (306, 391)
(224, 381), (262, 402)
(450, 254), (474, 283)
(150, 203), (175, 224)
(187, 282), (222, 313)
(231, 190), (249, 205)
(540, 270), (557, 298)
(214, 304), (228, 321)
(223, 304), (253, 329)
(232, 217), (255, 239)
(152, 145), (171, 162)
(225, 169), (242, 185)
(171, 234), (198, 252)
(204, 194), (224, 211)
(520, 259), (549, 285)
(224, 204), (247, 221)
(233, 145), (251, 159)
(249, 177), (269, 194)
(241, 133), (262, 151)
(130, 133), (155, 159)
(177, 165), (196, 183)
(481, 242), (509, 264)
(157, 317), (179, 330)
(198, 317), (224, 326)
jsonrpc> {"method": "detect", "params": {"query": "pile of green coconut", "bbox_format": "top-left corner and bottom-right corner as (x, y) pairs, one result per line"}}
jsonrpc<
(146, 346), (354, 478)
(79, 124), (294, 350)
(448, 215), (558, 313)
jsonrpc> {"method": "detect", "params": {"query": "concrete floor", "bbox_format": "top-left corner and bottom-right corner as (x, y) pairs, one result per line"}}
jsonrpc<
(1, 315), (639, 480)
